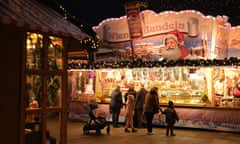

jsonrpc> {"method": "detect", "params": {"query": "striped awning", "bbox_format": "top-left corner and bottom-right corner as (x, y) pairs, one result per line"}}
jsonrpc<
(0, 0), (90, 40)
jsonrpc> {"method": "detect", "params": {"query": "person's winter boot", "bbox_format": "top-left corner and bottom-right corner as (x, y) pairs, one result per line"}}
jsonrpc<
(166, 130), (169, 136)
(132, 129), (138, 132)
(125, 128), (130, 132)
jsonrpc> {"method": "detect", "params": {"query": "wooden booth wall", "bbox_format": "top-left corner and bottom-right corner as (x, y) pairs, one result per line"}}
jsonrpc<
(0, 24), (24, 144)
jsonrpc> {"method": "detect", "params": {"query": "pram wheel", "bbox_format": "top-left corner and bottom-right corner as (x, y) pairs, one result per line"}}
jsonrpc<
(106, 124), (110, 135)
(83, 124), (89, 135)
(96, 129), (101, 135)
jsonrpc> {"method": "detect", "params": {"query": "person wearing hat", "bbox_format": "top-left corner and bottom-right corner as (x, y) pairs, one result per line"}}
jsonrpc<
(160, 100), (179, 136)
(160, 30), (190, 60)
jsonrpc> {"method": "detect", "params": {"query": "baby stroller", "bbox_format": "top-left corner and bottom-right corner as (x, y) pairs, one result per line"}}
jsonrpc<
(83, 103), (110, 135)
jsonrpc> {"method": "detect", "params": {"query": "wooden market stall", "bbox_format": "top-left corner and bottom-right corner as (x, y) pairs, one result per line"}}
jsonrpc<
(68, 9), (240, 133)
(0, 0), (90, 144)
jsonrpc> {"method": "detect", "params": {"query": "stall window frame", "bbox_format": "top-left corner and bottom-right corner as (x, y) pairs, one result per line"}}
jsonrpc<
(20, 31), (68, 144)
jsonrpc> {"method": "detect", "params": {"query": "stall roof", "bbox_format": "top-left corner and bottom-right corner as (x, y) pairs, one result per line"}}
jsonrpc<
(0, 0), (90, 40)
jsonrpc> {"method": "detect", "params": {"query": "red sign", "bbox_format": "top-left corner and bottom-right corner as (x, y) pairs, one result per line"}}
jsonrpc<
(125, 5), (143, 39)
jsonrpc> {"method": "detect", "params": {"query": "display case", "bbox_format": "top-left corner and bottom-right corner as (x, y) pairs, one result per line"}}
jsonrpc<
(93, 67), (209, 106)
(159, 67), (208, 106)
(68, 70), (96, 102)
(67, 70), (97, 121)
(68, 67), (240, 109)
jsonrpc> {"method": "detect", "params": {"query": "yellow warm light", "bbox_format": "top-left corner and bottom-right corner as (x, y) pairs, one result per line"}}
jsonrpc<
(26, 39), (31, 49)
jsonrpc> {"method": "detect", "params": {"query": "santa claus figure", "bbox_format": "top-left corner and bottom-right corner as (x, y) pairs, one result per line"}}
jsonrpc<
(161, 30), (189, 60)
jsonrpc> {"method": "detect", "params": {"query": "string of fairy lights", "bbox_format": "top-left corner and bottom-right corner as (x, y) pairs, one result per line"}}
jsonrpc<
(68, 57), (240, 69)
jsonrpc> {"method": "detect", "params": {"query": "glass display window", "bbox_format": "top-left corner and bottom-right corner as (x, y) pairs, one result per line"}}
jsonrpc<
(152, 67), (208, 105)
(26, 32), (43, 70)
(25, 113), (42, 144)
(26, 74), (42, 110)
(92, 67), (208, 105)
(46, 112), (60, 144)
(213, 67), (240, 107)
(24, 32), (66, 144)
(68, 67), (240, 108)
(68, 70), (96, 102)
(48, 36), (63, 70)
(47, 75), (62, 107)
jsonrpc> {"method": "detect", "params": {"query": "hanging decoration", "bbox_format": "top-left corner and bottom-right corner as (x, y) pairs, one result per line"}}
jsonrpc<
(68, 57), (240, 69)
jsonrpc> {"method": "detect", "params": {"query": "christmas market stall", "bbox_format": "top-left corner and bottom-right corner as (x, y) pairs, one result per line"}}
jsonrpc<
(68, 9), (240, 132)
(0, 0), (90, 144)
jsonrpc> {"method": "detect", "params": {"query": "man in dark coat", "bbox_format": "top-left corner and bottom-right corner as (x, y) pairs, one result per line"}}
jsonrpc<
(110, 86), (123, 127)
(135, 84), (148, 128)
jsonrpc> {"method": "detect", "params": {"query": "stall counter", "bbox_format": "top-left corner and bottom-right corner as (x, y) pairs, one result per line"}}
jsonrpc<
(68, 100), (240, 133)
(102, 102), (240, 133)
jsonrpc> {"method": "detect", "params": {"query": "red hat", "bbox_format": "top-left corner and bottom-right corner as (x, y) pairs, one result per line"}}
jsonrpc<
(164, 30), (184, 45)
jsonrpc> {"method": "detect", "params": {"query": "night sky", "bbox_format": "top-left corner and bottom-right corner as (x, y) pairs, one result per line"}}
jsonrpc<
(58, 0), (240, 26)
(58, 0), (125, 26)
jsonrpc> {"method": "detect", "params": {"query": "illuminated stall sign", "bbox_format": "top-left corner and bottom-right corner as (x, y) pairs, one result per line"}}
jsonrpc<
(93, 10), (240, 61)
(228, 27), (240, 57)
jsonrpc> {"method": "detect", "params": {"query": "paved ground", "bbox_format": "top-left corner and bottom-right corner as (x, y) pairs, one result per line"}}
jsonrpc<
(67, 121), (240, 144)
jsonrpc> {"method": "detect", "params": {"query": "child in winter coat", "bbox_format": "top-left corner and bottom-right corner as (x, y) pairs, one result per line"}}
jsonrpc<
(161, 101), (179, 136)
(124, 95), (137, 132)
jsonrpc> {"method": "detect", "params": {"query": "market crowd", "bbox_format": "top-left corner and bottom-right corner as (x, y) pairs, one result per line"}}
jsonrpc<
(110, 84), (179, 136)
